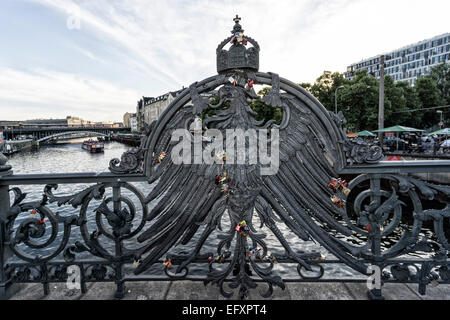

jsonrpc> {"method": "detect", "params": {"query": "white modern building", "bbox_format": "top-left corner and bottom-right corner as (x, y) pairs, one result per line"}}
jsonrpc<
(345, 33), (450, 86)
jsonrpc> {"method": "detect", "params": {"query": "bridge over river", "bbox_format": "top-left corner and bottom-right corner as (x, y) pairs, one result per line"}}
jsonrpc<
(2, 126), (130, 141)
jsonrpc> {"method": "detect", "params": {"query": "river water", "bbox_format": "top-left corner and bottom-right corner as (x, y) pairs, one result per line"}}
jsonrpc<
(6, 139), (410, 280)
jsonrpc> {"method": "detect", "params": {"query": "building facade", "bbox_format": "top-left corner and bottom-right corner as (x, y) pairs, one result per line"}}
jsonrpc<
(66, 116), (97, 127)
(130, 116), (138, 132)
(136, 89), (184, 131)
(123, 112), (136, 128)
(345, 33), (450, 86)
(0, 117), (113, 129)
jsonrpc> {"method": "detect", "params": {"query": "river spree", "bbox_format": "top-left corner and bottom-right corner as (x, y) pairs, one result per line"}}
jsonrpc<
(4, 139), (376, 279)
(7, 138), (128, 174)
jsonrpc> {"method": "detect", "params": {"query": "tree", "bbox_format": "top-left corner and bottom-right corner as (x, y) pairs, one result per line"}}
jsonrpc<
(338, 70), (378, 132)
(428, 63), (450, 127)
(394, 81), (422, 128)
(382, 75), (426, 128)
(299, 82), (312, 92)
(250, 87), (282, 125)
(429, 62), (450, 104)
(303, 71), (348, 111)
(414, 76), (444, 128)
(296, 64), (450, 132)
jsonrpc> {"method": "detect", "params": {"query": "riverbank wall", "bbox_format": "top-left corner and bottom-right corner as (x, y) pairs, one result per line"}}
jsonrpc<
(1, 139), (36, 155)
(110, 134), (141, 147)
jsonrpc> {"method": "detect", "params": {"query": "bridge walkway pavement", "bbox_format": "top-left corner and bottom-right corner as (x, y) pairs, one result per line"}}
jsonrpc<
(8, 281), (450, 300)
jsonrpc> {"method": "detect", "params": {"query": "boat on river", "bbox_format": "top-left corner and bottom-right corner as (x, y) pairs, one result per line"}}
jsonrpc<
(82, 139), (104, 153)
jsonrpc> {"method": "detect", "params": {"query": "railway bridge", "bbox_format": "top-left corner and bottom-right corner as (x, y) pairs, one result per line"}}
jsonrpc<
(1, 126), (130, 141)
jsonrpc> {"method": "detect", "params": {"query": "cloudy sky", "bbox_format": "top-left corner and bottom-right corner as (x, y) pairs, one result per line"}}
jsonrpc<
(0, 0), (449, 122)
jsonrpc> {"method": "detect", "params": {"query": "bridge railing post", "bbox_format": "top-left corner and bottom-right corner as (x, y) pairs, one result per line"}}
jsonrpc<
(0, 155), (21, 300)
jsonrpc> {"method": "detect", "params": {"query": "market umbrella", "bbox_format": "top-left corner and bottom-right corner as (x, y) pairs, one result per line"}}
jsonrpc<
(356, 130), (377, 137)
(428, 128), (450, 136)
(372, 125), (425, 133)
(373, 125), (424, 151)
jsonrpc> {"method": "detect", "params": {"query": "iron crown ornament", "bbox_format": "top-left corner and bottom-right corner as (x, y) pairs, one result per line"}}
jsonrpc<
(216, 15), (260, 73)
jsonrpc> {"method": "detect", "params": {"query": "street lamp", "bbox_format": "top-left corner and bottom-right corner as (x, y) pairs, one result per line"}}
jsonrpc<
(334, 86), (345, 114)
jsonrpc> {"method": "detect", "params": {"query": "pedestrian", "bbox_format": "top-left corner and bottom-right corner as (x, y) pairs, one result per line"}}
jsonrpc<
(433, 139), (440, 155)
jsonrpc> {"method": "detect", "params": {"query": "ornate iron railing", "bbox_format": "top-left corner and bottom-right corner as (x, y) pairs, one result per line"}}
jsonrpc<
(1, 16), (449, 300)
(0, 163), (449, 300)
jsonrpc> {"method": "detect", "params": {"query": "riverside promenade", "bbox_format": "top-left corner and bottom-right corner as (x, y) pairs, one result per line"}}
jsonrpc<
(9, 281), (450, 300)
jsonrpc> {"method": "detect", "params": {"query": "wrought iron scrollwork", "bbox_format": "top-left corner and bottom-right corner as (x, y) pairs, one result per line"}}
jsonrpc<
(0, 154), (11, 173)
(1, 16), (448, 301)
(109, 148), (145, 174)
(344, 138), (384, 165)
(108, 122), (154, 175)
(4, 181), (149, 298)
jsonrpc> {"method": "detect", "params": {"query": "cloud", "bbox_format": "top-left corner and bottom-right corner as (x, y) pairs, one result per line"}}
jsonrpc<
(29, 0), (189, 88)
(0, 67), (139, 121)
(28, 0), (358, 83)
(2, 0), (448, 122)
(30, 0), (448, 85)
(70, 45), (106, 64)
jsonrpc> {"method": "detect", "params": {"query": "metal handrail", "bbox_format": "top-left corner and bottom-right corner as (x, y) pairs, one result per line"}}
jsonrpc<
(1, 160), (449, 186)
(0, 172), (147, 186)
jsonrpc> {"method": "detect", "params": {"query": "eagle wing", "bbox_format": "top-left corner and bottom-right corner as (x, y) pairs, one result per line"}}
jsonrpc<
(133, 72), (378, 283)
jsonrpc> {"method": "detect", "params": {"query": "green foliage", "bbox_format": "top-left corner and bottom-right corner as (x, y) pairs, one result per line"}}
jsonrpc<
(250, 87), (282, 126)
(303, 71), (347, 111)
(301, 63), (449, 131)
(201, 96), (229, 121)
(394, 81), (422, 128)
(201, 88), (282, 126)
(338, 70), (379, 131)
(428, 62), (450, 125)
(201, 63), (449, 131)
(429, 62), (450, 104)
(414, 76), (444, 128)
(299, 82), (312, 91)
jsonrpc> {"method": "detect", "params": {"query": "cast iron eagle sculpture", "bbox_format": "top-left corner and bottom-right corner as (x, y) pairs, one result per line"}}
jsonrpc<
(109, 17), (384, 298)
(127, 70), (382, 298)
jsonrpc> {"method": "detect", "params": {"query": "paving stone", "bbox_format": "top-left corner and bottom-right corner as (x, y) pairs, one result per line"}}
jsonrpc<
(9, 281), (448, 300)
(165, 281), (225, 300)
(405, 283), (450, 300)
(10, 282), (93, 300)
(122, 281), (171, 300)
(227, 283), (292, 300)
(382, 283), (424, 300)
(342, 283), (370, 300)
(284, 282), (354, 300)
(78, 281), (171, 300)
(162, 280), (291, 301)
(343, 282), (422, 300)
(248, 284), (292, 300)
(2, 283), (23, 300)
(9, 283), (46, 300)
(78, 282), (117, 300)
